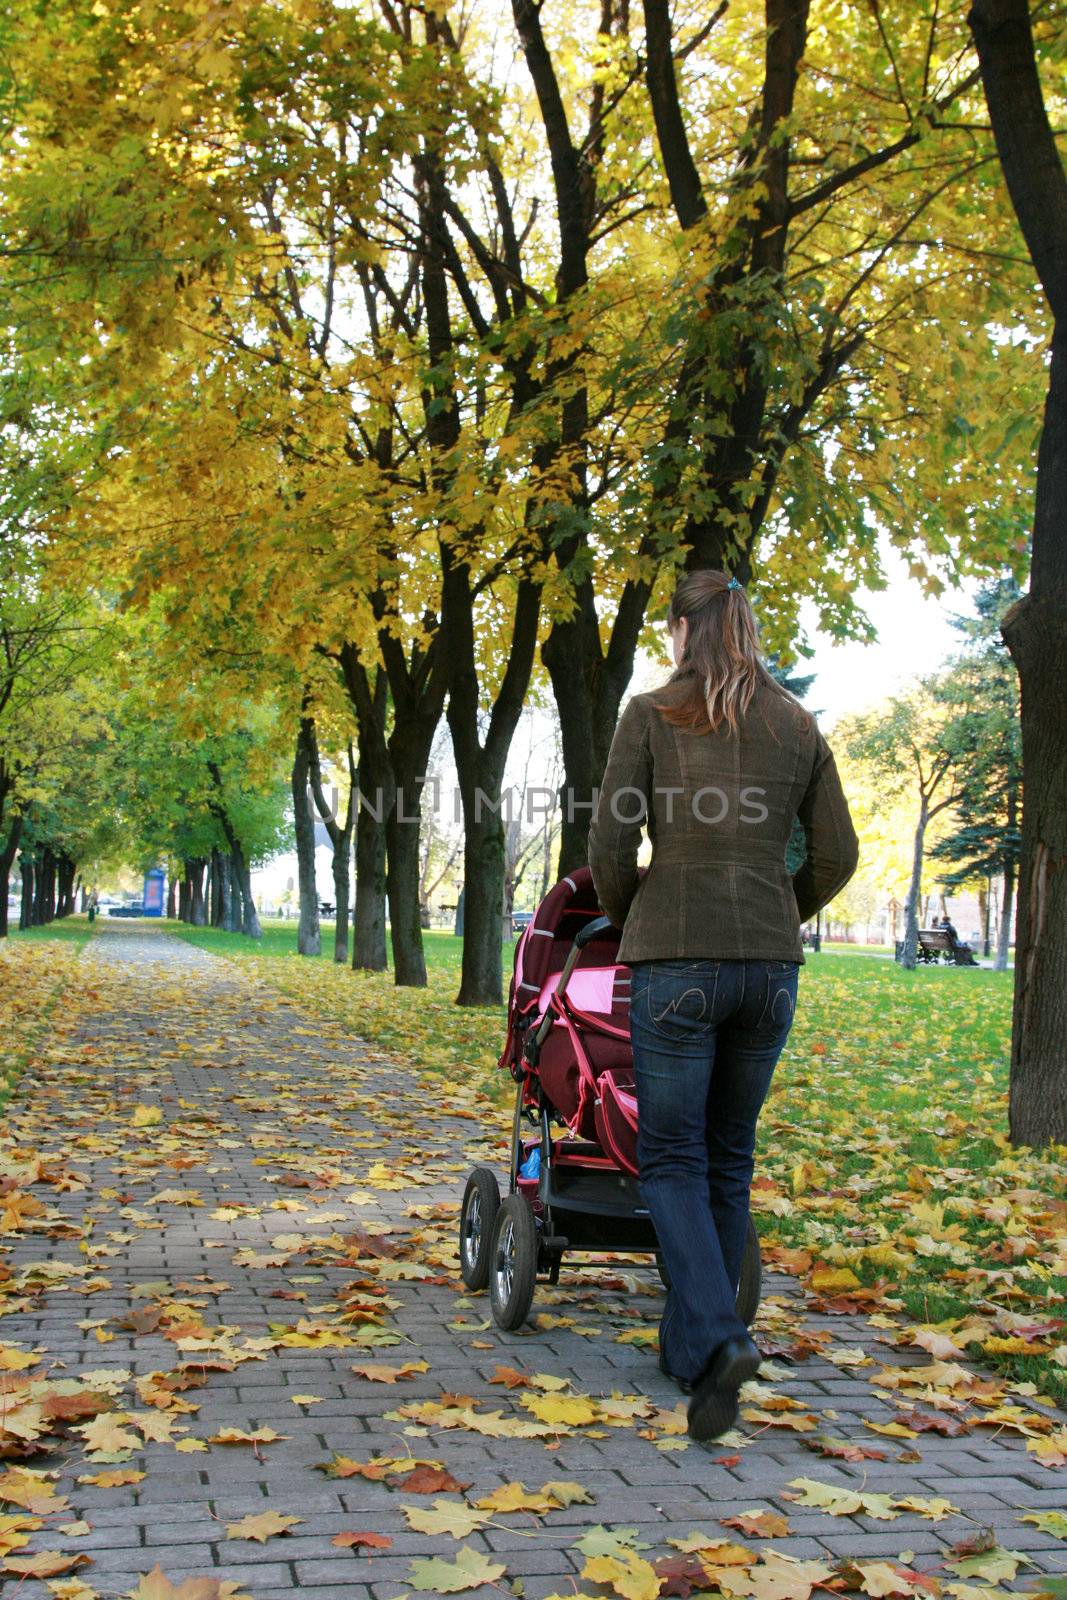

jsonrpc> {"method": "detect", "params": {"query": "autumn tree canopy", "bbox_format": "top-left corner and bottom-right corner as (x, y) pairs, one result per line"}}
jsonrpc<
(0, 0), (1060, 1136)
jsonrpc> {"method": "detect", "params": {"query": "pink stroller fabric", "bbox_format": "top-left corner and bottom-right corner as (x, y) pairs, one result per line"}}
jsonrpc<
(500, 868), (640, 1173)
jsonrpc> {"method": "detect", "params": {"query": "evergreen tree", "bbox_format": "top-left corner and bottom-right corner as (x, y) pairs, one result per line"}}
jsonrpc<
(766, 655), (816, 878)
(930, 579), (1023, 970)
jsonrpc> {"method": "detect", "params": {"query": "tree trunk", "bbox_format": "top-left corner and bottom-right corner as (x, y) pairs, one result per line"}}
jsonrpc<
(373, 681), (448, 987)
(1003, 338), (1067, 1137)
(219, 853), (236, 932)
(979, 881), (990, 957)
(386, 768), (428, 987)
(447, 573), (541, 1005)
(54, 857), (67, 918)
(970, 0), (1067, 1145)
(206, 761), (262, 942)
(351, 673), (391, 972)
(62, 858), (77, 917)
(542, 593), (638, 877)
(189, 857), (207, 926)
(335, 640), (441, 985)
(331, 828), (352, 962)
(308, 728), (356, 965)
(20, 858), (33, 929)
(899, 800), (929, 970)
(291, 718), (321, 957)
(995, 861), (1015, 971)
(454, 809), (506, 1005)
(0, 813), (23, 939)
(35, 848), (54, 925)
(228, 856), (243, 933)
(1004, 565), (1067, 1143)
(232, 846), (261, 940)
(209, 848), (224, 926)
(353, 791), (388, 971)
(171, 875), (182, 920)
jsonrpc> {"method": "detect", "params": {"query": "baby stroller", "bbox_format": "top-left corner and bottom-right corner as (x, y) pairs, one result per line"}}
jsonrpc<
(459, 868), (762, 1332)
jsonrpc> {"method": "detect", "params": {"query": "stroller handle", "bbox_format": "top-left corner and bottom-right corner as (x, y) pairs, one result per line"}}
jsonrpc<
(574, 914), (615, 949)
(531, 915), (619, 1050)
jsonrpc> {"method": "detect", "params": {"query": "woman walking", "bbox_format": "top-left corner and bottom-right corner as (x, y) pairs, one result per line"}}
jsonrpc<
(588, 571), (858, 1443)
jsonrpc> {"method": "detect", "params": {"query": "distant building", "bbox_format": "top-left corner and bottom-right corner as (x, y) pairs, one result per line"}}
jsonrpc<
(250, 819), (336, 917)
(821, 886), (1014, 951)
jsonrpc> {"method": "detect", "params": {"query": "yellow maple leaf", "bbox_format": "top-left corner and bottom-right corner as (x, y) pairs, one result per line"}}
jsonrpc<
(582, 1550), (661, 1600)
(76, 1469), (145, 1488)
(209, 1427), (286, 1446)
(401, 1499), (488, 1538)
(473, 1482), (556, 1515)
(224, 1512), (301, 1542)
(522, 1393), (599, 1427)
(810, 1265), (861, 1292)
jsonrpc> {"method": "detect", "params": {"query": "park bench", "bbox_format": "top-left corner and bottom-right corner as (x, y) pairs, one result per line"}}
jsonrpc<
(895, 928), (978, 966)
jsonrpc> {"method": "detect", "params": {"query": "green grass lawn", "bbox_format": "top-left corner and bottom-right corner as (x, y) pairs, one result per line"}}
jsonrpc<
(8, 914), (97, 948)
(0, 930), (93, 1112)
(169, 917), (472, 973)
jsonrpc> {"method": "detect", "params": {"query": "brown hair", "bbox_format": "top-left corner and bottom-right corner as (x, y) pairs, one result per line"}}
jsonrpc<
(654, 570), (795, 736)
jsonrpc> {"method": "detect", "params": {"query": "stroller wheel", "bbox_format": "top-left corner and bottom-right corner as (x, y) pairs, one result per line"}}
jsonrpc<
(459, 1167), (500, 1291)
(488, 1194), (538, 1331)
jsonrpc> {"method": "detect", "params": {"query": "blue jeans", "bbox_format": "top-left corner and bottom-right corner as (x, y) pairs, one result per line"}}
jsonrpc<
(629, 957), (800, 1384)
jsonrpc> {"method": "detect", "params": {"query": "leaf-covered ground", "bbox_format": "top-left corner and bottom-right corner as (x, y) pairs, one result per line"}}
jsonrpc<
(0, 934), (94, 1113)
(187, 931), (1067, 1406)
(1, 924), (1064, 1600)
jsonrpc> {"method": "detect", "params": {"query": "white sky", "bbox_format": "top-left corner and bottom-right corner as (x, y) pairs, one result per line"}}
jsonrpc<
(628, 544), (988, 735)
(797, 549), (983, 731)
(304, 545), (997, 828)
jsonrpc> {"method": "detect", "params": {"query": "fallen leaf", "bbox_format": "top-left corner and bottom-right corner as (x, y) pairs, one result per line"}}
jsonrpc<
(76, 1470), (145, 1488)
(408, 1545), (506, 1592)
(582, 1549), (661, 1600)
(224, 1513), (302, 1543)
(721, 1511), (791, 1539)
(4, 1553), (92, 1578)
(396, 1465), (472, 1494)
(402, 1499), (489, 1538)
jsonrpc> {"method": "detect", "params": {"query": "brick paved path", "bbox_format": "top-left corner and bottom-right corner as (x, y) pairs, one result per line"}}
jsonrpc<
(1, 925), (1063, 1599)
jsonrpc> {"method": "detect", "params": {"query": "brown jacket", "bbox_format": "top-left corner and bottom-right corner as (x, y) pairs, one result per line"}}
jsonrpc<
(587, 676), (859, 964)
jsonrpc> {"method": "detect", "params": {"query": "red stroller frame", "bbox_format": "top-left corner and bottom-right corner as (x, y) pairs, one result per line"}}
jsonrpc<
(459, 868), (762, 1332)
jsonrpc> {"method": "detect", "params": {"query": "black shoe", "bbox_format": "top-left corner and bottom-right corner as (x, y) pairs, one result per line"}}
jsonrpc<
(686, 1335), (761, 1442)
(658, 1353), (693, 1394)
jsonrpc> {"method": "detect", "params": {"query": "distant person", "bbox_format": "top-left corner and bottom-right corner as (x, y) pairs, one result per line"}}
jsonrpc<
(589, 570), (859, 1444)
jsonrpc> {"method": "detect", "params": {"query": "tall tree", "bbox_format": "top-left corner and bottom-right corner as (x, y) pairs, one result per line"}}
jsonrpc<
(291, 716), (322, 959)
(969, 0), (1067, 1147)
(841, 687), (969, 969)
(308, 723), (356, 966)
(508, 0), (1044, 868)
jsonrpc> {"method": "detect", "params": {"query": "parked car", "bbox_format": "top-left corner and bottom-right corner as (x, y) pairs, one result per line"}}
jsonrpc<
(511, 910), (533, 934)
(108, 900), (144, 917)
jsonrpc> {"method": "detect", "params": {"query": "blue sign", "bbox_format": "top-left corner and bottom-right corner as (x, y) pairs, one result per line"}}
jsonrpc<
(143, 867), (166, 917)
